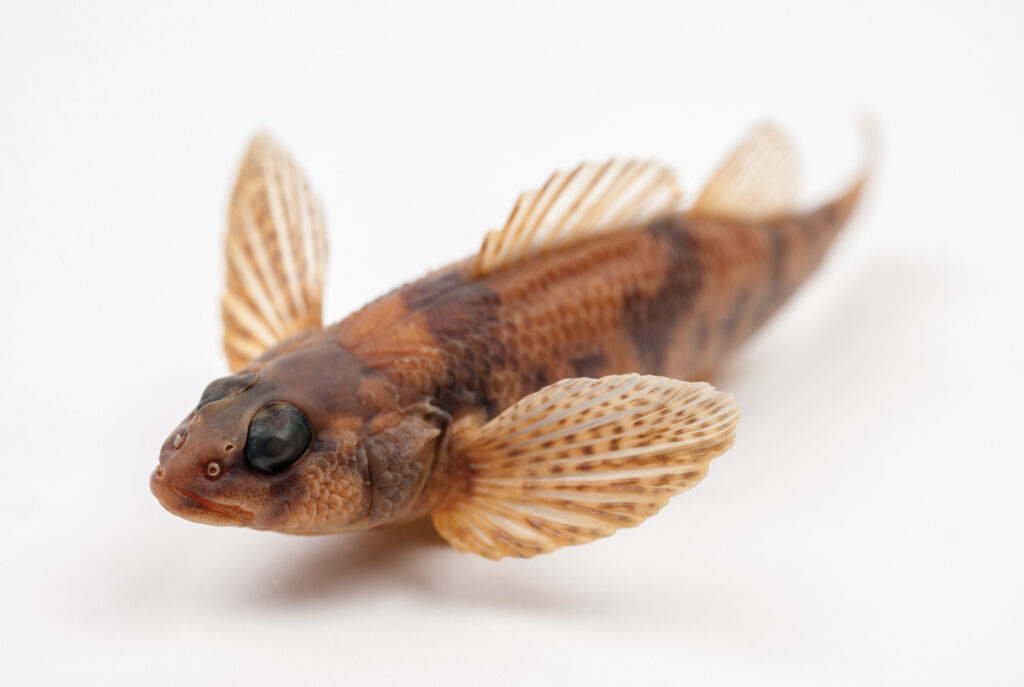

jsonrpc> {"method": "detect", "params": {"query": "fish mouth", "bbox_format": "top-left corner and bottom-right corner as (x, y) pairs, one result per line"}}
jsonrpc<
(150, 467), (254, 527)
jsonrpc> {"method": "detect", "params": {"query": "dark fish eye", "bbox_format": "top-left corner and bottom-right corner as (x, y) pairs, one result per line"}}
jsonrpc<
(197, 373), (257, 410)
(245, 403), (312, 474)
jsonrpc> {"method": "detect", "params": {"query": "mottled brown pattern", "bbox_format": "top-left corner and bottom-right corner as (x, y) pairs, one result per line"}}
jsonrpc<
(340, 183), (861, 424)
(621, 217), (702, 371)
(320, 184), (860, 522)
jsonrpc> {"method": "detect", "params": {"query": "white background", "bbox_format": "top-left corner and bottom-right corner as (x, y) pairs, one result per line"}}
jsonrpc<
(1, 1), (1021, 685)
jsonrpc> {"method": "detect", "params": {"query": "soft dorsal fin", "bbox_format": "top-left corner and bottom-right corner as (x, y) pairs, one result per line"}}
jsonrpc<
(472, 160), (683, 278)
(431, 374), (740, 559)
(691, 123), (798, 221)
(222, 134), (328, 371)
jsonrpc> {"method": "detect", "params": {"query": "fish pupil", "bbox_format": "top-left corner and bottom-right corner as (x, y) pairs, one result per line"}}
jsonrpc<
(264, 437), (286, 457)
(245, 403), (312, 474)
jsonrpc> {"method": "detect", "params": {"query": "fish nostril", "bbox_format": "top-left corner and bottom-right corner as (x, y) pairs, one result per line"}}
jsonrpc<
(173, 430), (187, 450)
(156, 466), (164, 479)
(224, 443), (234, 453)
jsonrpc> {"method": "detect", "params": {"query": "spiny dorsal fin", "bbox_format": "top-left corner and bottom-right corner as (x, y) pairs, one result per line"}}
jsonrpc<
(222, 134), (328, 371)
(472, 160), (683, 278)
(691, 123), (798, 221)
(432, 374), (740, 560)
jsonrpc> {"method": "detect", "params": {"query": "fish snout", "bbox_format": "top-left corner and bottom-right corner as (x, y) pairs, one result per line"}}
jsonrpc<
(150, 465), (254, 526)
(152, 420), (255, 527)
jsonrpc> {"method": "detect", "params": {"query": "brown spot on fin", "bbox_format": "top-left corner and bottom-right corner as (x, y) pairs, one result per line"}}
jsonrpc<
(222, 134), (328, 371)
(472, 160), (683, 278)
(691, 123), (799, 221)
(431, 374), (740, 560)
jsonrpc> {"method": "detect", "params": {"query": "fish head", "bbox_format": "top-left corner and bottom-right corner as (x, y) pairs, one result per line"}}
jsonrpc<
(151, 337), (442, 532)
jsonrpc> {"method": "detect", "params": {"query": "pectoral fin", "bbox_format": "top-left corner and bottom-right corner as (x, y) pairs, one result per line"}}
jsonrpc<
(431, 374), (740, 560)
(222, 134), (328, 371)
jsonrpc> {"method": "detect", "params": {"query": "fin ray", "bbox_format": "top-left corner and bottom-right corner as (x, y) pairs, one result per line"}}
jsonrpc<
(692, 123), (798, 220)
(222, 134), (328, 371)
(473, 160), (683, 278)
(432, 374), (740, 559)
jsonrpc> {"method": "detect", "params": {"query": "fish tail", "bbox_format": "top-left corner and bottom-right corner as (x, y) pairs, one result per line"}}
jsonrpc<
(818, 116), (878, 229)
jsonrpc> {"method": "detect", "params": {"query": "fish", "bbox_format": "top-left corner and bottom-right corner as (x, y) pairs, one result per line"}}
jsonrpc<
(151, 122), (871, 559)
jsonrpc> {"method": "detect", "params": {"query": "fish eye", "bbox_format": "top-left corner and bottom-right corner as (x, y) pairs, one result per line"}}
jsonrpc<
(245, 403), (312, 474)
(197, 373), (257, 410)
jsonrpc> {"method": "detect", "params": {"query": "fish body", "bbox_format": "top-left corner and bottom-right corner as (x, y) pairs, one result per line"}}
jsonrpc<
(152, 124), (868, 559)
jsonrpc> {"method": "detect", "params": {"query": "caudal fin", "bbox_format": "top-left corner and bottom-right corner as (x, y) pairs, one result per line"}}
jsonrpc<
(692, 118), (877, 223)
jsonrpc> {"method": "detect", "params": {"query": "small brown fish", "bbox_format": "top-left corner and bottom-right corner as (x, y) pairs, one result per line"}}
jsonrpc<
(151, 123), (869, 559)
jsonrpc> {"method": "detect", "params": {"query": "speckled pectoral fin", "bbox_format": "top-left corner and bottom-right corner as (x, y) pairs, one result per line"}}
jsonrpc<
(222, 134), (328, 371)
(692, 123), (798, 220)
(431, 375), (740, 560)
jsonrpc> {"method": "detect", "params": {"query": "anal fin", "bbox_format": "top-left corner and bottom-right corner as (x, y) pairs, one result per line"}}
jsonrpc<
(431, 374), (740, 559)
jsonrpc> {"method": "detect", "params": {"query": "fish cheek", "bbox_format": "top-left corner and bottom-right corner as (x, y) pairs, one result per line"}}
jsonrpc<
(270, 433), (372, 533)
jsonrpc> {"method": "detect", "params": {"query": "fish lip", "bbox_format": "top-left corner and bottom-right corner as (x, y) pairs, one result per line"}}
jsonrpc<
(170, 486), (255, 525)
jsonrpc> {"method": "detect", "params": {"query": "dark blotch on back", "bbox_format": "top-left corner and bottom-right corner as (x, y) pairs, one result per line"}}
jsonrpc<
(621, 217), (702, 372)
(721, 289), (750, 345)
(570, 351), (607, 378)
(693, 316), (710, 355)
(402, 268), (507, 417)
(752, 223), (787, 325)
